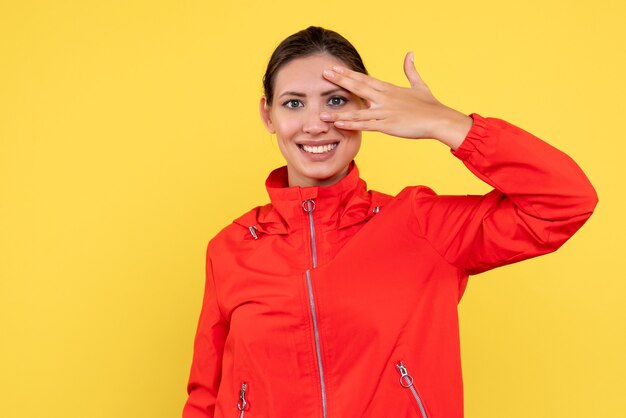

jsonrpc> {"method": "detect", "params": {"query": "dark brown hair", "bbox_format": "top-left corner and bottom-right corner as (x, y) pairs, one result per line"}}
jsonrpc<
(263, 26), (368, 105)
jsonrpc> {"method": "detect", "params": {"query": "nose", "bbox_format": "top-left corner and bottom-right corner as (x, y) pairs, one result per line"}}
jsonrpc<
(302, 108), (330, 135)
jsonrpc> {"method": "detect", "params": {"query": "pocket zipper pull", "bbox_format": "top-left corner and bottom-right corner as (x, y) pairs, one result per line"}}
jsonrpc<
(238, 382), (248, 417)
(396, 361), (414, 388)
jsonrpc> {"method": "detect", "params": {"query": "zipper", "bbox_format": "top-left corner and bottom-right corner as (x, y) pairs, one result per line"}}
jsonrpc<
(303, 199), (318, 268)
(303, 199), (327, 418)
(237, 382), (248, 418)
(396, 361), (428, 418)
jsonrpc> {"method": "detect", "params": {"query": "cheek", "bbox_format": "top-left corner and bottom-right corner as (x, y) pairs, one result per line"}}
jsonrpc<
(273, 114), (301, 141)
(346, 134), (362, 155)
(341, 129), (362, 144)
(351, 137), (362, 152)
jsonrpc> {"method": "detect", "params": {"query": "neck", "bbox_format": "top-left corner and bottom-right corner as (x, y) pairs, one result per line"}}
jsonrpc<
(287, 165), (350, 188)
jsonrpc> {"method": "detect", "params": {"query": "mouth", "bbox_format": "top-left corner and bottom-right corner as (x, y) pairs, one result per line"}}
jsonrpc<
(297, 142), (339, 154)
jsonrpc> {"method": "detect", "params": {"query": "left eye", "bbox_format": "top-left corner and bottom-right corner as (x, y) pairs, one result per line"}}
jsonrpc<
(328, 96), (347, 106)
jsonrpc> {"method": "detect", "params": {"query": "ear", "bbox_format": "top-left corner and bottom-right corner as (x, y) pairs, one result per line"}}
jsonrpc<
(259, 96), (275, 134)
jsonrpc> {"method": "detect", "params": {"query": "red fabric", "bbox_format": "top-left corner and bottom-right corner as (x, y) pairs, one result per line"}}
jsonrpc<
(183, 114), (597, 418)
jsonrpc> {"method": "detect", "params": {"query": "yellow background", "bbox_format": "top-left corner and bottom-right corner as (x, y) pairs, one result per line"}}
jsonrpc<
(1, 1), (624, 417)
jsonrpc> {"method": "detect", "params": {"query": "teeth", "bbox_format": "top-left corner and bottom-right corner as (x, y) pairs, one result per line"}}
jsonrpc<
(301, 143), (338, 154)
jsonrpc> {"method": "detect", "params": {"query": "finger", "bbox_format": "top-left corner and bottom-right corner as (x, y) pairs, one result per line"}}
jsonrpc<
(403, 51), (428, 89)
(332, 66), (389, 92)
(322, 68), (383, 101)
(320, 109), (384, 123)
(334, 119), (383, 132)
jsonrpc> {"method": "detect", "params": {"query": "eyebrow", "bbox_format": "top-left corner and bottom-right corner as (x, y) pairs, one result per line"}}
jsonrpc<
(278, 88), (346, 99)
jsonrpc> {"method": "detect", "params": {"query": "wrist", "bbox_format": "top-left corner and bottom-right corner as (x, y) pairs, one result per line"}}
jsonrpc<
(432, 107), (473, 150)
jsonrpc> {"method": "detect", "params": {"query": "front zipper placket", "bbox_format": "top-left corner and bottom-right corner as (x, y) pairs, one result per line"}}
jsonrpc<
(396, 362), (428, 418)
(303, 198), (327, 418)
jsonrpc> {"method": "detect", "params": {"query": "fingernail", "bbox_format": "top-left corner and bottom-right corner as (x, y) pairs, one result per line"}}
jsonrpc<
(320, 112), (331, 120)
(409, 51), (414, 63)
(323, 69), (335, 79)
(332, 66), (345, 73)
(335, 121), (345, 127)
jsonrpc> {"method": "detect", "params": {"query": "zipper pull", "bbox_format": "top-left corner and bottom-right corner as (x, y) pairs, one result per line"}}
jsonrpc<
(302, 199), (316, 213)
(248, 225), (259, 240)
(396, 361), (414, 388)
(238, 382), (248, 415)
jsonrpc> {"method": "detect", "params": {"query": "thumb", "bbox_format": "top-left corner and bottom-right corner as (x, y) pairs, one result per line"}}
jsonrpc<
(404, 51), (427, 89)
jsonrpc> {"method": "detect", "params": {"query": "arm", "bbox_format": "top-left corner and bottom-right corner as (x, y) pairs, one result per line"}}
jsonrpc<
(320, 54), (598, 274)
(183, 248), (229, 418)
(411, 113), (598, 274)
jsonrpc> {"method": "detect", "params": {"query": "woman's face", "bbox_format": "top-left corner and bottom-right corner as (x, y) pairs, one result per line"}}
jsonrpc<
(260, 53), (364, 187)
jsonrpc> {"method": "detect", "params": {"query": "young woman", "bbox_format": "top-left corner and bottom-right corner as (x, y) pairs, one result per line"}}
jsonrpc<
(183, 27), (597, 418)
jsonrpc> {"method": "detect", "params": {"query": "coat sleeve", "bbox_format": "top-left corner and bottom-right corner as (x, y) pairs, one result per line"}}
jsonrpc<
(411, 113), (598, 275)
(183, 245), (229, 417)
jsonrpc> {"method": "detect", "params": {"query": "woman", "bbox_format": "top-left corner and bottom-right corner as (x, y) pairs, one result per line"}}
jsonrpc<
(183, 27), (597, 418)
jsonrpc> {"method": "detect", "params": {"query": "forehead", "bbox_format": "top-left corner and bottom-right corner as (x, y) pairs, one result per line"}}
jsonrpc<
(273, 54), (346, 94)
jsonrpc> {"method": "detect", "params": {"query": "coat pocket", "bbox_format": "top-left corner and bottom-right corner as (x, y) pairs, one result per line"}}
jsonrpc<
(395, 361), (429, 418)
(237, 381), (249, 418)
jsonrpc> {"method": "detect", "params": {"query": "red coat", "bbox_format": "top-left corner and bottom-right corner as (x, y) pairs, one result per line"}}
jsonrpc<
(184, 114), (597, 418)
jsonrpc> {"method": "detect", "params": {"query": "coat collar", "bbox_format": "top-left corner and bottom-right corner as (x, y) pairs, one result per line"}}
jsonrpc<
(234, 162), (380, 237)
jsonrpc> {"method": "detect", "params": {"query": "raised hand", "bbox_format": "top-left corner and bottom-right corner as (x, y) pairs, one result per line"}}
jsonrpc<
(320, 52), (472, 150)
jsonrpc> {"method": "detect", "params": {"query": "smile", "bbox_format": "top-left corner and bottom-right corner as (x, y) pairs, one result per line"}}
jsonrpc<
(298, 143), (339, 154)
